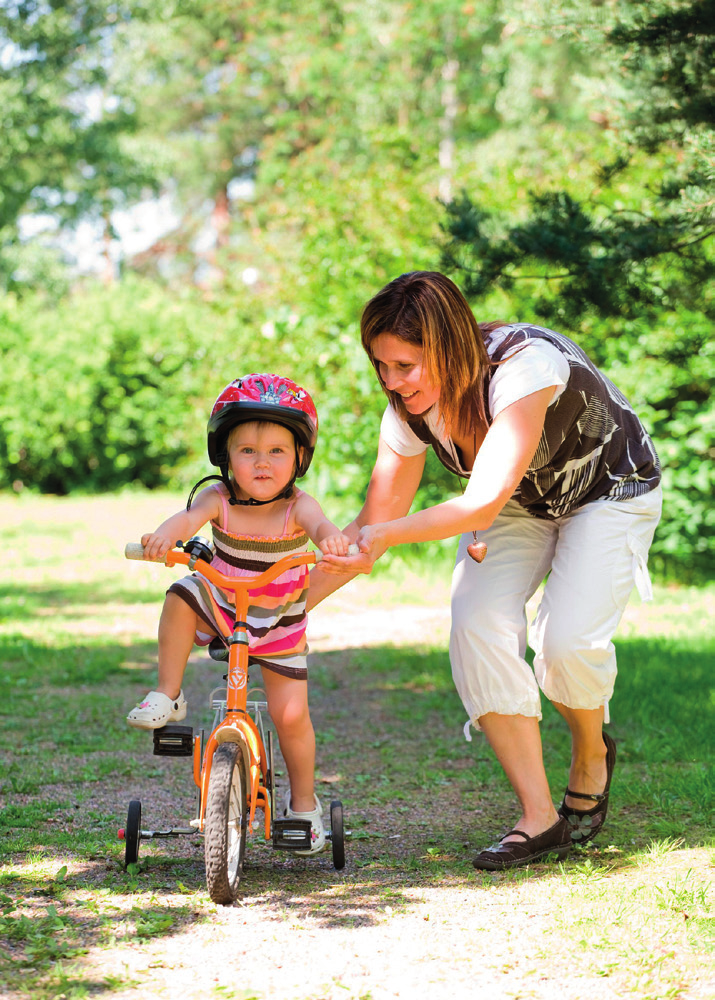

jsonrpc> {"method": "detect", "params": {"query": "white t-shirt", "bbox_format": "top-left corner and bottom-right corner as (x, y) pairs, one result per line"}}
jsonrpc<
(380, 329), (570, 472)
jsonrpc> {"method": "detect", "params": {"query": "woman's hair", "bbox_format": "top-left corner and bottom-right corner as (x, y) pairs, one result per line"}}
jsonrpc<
(360, 271), (506, 436)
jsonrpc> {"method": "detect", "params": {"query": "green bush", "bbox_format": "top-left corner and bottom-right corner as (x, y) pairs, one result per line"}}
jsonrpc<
(0, 280), (213, 492)
(588, 310), (714, 580)
(0, 278), (711, 580)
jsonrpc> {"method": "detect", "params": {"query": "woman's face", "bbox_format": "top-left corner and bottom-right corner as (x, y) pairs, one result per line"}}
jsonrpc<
(371, 333), (440, 415)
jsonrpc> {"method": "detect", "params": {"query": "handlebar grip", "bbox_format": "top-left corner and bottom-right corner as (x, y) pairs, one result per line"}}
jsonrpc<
(124, 542), (167, 564)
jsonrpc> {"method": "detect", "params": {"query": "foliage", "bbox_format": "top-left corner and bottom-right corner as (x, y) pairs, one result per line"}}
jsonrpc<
(0, 0), (162, 290)
(0, 280), (213, 492)
(0, 278), (458, 529)
(0, 1), (712, 577)
(441, 0), (714, 321)
(577, 309), (714, 578)
(441, 184), (713, 325)
(437, 0), (715, 578)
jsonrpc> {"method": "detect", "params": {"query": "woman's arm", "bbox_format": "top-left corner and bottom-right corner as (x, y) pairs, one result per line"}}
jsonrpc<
(327, 387), (555, 571)
(140, 487), (221, 560)
(306, 441), (426, 607)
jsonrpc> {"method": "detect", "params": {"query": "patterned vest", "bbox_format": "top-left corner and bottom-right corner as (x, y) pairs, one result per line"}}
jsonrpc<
(407, 325), (660, 520)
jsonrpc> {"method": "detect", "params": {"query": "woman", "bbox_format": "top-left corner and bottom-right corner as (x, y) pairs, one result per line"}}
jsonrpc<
(312, 271), (662, 870)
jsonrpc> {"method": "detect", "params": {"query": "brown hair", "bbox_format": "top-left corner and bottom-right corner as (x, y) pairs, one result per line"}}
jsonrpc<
(360, 271), (507, 436)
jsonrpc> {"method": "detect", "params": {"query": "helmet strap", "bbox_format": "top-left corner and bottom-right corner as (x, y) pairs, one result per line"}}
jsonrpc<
(228, 481), (295, 506)
(186, 474), (224, 510)
(219, 460), (295, 506)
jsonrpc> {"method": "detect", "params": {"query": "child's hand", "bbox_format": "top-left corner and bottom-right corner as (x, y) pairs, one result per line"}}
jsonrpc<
(140, 531), (176, 561)
(318, 533), (352, 557)
(319, 524), (386, 575)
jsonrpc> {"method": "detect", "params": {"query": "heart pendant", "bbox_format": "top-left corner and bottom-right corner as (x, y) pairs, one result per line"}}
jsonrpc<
(467, 541), (487, 563)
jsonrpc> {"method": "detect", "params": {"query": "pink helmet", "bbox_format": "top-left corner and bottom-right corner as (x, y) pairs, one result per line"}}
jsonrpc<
(207, 373), (318, 478)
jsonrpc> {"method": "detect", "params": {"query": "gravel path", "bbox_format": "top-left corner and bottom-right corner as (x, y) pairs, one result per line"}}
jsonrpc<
(4, 576), (713, 1000)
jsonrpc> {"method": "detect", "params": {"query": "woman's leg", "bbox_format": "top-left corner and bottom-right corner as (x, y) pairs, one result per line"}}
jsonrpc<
(551, 704), (607, 810)
(450, 501), (558, 837)
(261, 668), (316, 813)
(533, 490), (661, 809)
(156, 592), (213, 699)
(478, 713), (560, 838)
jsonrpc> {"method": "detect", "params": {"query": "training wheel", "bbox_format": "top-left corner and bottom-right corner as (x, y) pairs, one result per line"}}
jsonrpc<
(330, 800), (345, 870)
(123, 800), (142, 868)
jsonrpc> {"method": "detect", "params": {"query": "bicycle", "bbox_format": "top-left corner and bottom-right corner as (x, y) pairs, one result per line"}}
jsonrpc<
(119, 535), (348, 903)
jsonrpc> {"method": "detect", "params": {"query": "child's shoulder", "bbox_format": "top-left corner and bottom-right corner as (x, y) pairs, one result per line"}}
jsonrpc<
(291, 487), (318, 510)
(193, 482), (225, 514)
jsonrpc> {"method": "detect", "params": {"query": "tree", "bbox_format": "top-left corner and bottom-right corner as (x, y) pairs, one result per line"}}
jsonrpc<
(439, 0), (715, 577)
(112, 0), (505, 290)
(440, 0), (715, 323)
(0, 0), (160, 290)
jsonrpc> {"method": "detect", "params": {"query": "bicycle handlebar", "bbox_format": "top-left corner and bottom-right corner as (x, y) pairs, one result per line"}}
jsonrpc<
(124, 540), (360, 592)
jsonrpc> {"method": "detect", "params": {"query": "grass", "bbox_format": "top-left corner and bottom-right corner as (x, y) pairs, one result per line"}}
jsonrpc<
(0, 491), (713, 1000)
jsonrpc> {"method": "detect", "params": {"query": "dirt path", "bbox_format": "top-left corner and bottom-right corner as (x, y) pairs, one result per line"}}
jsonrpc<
(3, 569), (713, 1000)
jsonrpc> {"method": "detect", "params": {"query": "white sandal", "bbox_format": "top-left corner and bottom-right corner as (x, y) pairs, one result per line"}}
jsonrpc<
(126, 690), (187, 730)
(282, 791), (326, 855)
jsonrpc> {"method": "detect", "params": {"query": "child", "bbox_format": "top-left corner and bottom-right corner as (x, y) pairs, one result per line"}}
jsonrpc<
(126, 373), (350, 853)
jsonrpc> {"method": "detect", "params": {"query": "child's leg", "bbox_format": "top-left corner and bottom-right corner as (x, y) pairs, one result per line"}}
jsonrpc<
(261, 668), (315, 813)
(127, 592), (215, 729)
(156, 592), (213, 699)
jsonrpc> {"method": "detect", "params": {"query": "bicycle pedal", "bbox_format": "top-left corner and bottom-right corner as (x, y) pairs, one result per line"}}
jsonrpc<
(153, 724), (194, 757)
(272, 819), (312, 851)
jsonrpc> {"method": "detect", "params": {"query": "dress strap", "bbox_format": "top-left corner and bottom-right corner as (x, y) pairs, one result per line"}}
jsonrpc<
(282, 488), (302, 534)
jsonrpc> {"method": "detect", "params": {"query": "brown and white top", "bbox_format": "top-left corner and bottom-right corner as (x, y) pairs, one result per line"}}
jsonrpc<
(379, 324), (661, 521)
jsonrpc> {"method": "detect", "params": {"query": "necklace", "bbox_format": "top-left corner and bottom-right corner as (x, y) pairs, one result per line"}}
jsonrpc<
(458, 427), (487, 563)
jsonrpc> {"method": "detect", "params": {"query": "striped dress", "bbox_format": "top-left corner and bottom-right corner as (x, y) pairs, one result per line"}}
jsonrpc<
(168, 485), (310, 678)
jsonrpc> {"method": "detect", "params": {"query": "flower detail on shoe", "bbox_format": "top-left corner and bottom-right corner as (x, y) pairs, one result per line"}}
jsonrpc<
(564, 810), (601, 841)
(126, 689), (187, 729)
(558, 732), (617, 846)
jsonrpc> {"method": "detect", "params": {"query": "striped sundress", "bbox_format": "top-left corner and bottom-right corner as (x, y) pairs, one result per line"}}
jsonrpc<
(168, 484), (310, 678)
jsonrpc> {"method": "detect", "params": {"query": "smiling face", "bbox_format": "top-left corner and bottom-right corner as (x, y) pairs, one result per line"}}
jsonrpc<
(227, 421), (297, 501)
(370, 333), (440, 416)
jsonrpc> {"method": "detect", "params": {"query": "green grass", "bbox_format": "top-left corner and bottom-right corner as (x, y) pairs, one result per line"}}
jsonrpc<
(0, 491), (713, 999)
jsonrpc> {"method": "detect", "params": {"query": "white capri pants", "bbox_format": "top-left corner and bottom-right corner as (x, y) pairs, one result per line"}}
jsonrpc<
(450, 487), (662, 734)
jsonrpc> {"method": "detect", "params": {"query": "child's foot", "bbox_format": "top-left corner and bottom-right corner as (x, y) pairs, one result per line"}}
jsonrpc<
(126, 690), (187, 729)
(282, 791), (326, 855)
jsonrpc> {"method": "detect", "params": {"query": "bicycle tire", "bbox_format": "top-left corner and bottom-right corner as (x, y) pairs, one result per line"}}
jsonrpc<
(124, 800), (142, 868)
(204, 742), (248, 904)
(330, 800), (346, 870)
(267, 729), (276, 822)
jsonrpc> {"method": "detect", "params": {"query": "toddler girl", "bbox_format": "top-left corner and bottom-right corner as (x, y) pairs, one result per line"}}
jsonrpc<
(126, 373), (349, 853)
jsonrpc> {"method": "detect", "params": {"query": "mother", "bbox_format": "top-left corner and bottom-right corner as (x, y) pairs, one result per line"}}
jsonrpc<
(312, 270), (662, 870)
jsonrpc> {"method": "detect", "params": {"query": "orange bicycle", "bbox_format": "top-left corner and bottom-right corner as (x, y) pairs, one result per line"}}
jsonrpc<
(119, 535), (347, 903)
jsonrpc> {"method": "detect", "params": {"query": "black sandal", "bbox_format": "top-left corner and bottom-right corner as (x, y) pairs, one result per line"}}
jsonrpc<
(558, 732), (617, 845)
(472, 816), (572, 871)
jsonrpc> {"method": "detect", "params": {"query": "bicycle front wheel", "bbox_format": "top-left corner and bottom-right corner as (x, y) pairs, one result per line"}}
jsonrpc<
(204, 742), (248, 904)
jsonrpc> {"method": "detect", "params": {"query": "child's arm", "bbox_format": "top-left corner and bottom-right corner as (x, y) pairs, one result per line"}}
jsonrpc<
(292, 492), (351, 556)
(140, 487), (222, 560)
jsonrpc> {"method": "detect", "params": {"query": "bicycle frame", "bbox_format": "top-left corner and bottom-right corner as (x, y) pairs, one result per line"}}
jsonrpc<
(163, 546), (319, 841)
